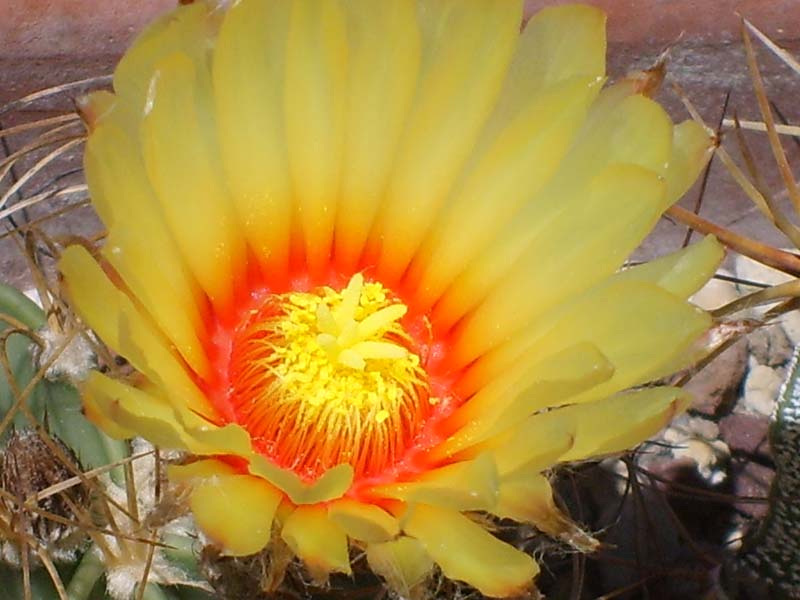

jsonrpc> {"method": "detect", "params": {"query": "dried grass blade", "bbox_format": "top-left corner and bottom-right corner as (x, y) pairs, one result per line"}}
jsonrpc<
(0, 75), (112, 118)
(712, 279), (800, 318)
(0, 114), (81, 141)
(0, 185), (89, 224)
(727, 116), (800, 247)
(670, 79), (776, 222)
(667, 205), (800, 277)
(741, 20), (800, 214)
(743, 18), (800, 77)
(722, 118), (800, 138)
(34, 545), (68, 600)
(0, 138), (84, 210)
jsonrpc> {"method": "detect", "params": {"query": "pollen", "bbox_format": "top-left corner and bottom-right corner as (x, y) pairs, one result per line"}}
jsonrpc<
(228, 274), (430, 481)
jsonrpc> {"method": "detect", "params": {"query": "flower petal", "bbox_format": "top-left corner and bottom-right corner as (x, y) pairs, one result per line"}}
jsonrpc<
(113, 1), (210, 118)
(665, 120), (715, 206)
(285, 0), (348, 275)
(82, 371), (193, 450)
(372, 0), (523, 283)
(59, 245), (214, 418)
(366, 537), (433, 597)
(462, 279), (710, 407)
(190, 473), (282, 556)
(327, 499), (399, 543)
(407, 76), (602, 310)
(83, 372), (260, 464)
(494, 473), (598, 553)
(334, 0), (421, 271)
(449, 163), (666, 367)
(615, 235), (724, 299)
(434, 342), (611, 460)
(516, 4), (606, 82)
(213, 0), (292, 281)
(402, 503), (538, 598)
(433, 92), (673, 333)
(488, 412), (576, 477)
(248, 455), (353, 506)
(141, 51), (246, 314)
(406, 3), (607, 308)
(559, 386), (690, 462)
(375, 453), (498, 511)
(489, 386), (688, 477)
(168, 458), (238, 483)
(85, 123), (207, 375)
(281, 505), (352, 576)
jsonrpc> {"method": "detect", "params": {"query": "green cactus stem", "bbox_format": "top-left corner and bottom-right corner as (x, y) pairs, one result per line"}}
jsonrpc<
(736, 343), (800, 597)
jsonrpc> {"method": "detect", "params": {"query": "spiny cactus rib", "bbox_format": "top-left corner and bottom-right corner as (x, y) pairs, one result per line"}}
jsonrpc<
(739, 343), (800, 595)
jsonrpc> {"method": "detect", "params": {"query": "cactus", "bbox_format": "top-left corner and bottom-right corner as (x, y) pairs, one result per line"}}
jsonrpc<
(0, 282), (213, 600)
(733, 344), (800, 598)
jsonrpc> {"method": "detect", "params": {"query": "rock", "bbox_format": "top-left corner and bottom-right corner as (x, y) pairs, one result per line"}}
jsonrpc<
(730, 460), (774, 519)
(743, 365), (783, 417)
(748, 325), (793, 368)
(780, 311), (800, 347)
(659, 415), (730, 485)
(719, 413), (771, 457)
(685, 338), (749, 416)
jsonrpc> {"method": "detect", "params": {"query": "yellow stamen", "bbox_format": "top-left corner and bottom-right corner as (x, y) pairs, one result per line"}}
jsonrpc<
(229, 274), (429, 480)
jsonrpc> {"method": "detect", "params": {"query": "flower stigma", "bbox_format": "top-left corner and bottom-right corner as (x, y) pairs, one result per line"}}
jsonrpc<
(227, 274), (432, 482)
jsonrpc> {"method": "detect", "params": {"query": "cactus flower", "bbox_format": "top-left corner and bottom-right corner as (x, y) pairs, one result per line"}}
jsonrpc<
(60, 1), (722, 596)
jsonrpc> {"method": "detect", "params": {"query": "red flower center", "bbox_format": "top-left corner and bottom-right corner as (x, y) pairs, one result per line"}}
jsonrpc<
(204, 273), (461, 486)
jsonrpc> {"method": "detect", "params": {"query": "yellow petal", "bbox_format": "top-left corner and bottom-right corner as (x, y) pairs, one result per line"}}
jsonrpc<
(213, 0), (292, 280)
(558, 386), (690, 462)
(615, 235), (724, 299)
(408, 76), (602, 310)
(169, 433), (352, 506)
(281, 505), (352, 576)
(59, 245), (214, 418)
(366, 537), (433, 598)
(434, 92), (673, 332)
(465, 280), (710, 409)
(487, 386), (687, 477)
(84, 371), (259, 461)
(168, 458), (238, 483)
(403, 503), (538, 598)
(486, 412), (576, 477)
(454, 341), (613, 426)
(334, 0), (421, 271)
(81, 389), (137, 441)
(475, 3), (604, 143)
(141, 51), (245, 314)
(327, 499), (399, 543)
(113, 2), (211, 117)
(494, 474), (598, 553)
(450, 163), (665, 367)
(512, 5), (606, 92)
(375, 453), (498, 511)
(285, 0), (348, 275)
(82, 371), (192, 450)
(407, 3), (607, 307)
(248, 455), (353, 506)
(434, 342), (611, 461)
(665, 119), (715, 207)
(190, 473), (282, 556)
(372, 0), (523, 283)
(86, 123), (207, 375)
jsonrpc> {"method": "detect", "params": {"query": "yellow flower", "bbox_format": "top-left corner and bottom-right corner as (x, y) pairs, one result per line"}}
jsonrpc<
(60, 1), (722, 596)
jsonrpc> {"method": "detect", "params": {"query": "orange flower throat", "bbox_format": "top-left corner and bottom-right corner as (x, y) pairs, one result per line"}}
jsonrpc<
(218, 274), (440, 482)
